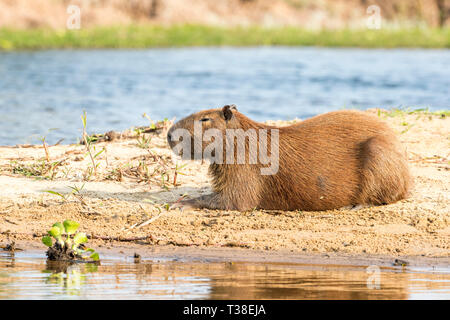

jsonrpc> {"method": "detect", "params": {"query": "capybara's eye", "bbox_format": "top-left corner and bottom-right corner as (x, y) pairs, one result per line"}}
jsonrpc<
(200, 118), (211, 122)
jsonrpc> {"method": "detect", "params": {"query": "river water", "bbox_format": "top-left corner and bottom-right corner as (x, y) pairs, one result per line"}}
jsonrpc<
(0, 252), (449, 300)
(0, 47), (448, 145)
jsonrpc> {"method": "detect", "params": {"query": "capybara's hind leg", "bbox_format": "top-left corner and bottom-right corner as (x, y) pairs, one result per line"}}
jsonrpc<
(358, 136), (411, 205)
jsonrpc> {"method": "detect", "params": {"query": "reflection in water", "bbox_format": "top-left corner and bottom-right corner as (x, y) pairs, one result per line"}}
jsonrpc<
(43, 261), (98, 297)
(0, 252), (449, 300)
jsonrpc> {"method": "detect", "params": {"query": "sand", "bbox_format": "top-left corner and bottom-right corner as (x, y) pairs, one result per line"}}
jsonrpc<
(0, 109), (449, 266)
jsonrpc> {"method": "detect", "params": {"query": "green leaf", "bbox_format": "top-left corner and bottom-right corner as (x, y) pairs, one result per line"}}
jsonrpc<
(42, 236), (53, 247)
(48, 226), (61, 238)
(93, 148), (105, 159)
(63, 220), (79, 235)
(176, 163), (188, 170)
(73, 232), (88, 245)
(44, 190), (66, 200)
(81, 111), (87, 128)
(90, 252), (100, 261)
(52, 222), (64, 235)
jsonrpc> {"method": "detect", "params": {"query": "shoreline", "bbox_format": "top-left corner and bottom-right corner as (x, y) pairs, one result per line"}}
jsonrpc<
(1, 26), (449, 50)
(4, 240), (450, 271)
(0, 109), (449, 266)
(1, 108), (449, 148)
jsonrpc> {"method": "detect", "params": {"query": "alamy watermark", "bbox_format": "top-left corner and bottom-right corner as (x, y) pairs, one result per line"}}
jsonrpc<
(366, 5), (382, 30)
(366, 265), (381, 289)
(169, 122), (279, 175)
(67, 5), (81, 30)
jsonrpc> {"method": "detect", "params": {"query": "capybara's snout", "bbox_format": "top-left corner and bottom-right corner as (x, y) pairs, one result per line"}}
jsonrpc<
(166, 125), (178, 150)
(166, 123), (190, 157)
(166, 128), (173, 147)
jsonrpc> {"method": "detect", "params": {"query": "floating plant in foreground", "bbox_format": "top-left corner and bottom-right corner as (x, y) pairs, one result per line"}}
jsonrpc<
(42, 220), (100, 262)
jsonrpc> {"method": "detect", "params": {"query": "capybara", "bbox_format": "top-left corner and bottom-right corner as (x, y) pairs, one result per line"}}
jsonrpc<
(167, 105), (412, 211)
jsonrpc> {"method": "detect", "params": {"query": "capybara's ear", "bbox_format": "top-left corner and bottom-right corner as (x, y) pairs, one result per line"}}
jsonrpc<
(222, 105), (236, 121)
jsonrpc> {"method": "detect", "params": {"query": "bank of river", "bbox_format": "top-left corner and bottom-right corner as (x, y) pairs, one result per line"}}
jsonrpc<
(1, 27), (449, 51)
(0, 109), (448, 260)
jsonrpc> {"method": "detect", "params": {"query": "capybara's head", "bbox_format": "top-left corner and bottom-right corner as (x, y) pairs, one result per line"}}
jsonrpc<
(167, 105), (239, 160)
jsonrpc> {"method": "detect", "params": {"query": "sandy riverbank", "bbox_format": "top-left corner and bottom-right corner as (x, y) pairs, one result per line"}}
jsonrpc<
(0, 109), (449, 265)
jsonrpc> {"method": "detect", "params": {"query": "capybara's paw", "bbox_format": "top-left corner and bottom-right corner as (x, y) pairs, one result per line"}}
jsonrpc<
(339, 204), (372, 211)
(171, 198), (203, 211)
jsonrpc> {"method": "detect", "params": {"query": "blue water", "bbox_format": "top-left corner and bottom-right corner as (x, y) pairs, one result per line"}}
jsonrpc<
(0, 47), (448, 145)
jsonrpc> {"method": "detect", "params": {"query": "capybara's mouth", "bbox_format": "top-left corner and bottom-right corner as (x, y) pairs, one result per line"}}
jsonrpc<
(166, 126), (178, 150)
(167, 131), (195, 159)
(166, 131), (174, 149)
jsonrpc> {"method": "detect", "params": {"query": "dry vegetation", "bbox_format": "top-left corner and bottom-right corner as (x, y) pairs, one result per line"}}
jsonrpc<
(0, 0), (448, 29)
(1, 116), (179, 189)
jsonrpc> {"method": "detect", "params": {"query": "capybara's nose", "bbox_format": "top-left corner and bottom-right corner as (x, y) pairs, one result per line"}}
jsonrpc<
(167, 129), (173, 146)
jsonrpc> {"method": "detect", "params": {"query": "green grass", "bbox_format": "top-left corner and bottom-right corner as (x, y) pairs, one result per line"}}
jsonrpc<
(381, 107), (450, 118)
(1, 25), (449, 50)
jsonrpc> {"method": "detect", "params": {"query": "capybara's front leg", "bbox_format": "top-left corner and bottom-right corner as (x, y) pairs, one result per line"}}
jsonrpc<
(174, 193), (217, 210)
(175, 193), (255, 211)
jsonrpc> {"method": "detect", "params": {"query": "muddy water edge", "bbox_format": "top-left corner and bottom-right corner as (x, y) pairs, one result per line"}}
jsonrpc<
(1, 244), (449, 300)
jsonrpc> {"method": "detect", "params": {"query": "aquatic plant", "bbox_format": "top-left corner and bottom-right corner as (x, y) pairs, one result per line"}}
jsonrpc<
(42, 220), (100, 262)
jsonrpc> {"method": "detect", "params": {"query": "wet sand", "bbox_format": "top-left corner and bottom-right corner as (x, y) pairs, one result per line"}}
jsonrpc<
(0, 109), (449, 267)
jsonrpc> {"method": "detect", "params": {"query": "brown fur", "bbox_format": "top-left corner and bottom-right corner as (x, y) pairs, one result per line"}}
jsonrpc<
(167, 106), (412, 211)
